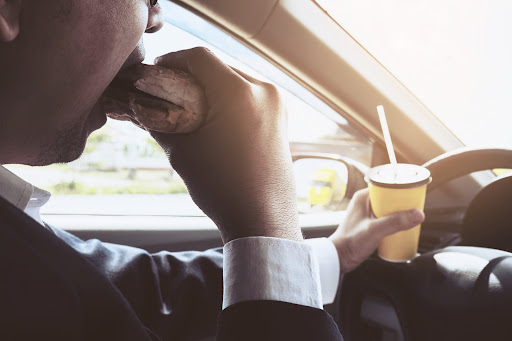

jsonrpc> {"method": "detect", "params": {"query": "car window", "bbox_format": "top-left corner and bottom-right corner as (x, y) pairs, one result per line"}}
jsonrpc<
(5, 2), (371, 218)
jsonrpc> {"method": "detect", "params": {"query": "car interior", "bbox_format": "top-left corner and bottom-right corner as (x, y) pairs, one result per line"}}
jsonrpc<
(8, 0), (512, 340)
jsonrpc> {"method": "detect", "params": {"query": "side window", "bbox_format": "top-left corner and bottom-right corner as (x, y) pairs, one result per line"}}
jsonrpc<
(5, 2), (372, 218)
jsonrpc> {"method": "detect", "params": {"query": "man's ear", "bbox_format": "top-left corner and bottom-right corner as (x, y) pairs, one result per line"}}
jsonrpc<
(0, 0), (22, 42)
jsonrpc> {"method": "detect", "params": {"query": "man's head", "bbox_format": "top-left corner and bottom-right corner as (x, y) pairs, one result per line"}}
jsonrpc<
(0, 0), (163, 165)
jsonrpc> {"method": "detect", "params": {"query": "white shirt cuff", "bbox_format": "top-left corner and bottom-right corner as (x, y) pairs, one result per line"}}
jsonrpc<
(223, 236), (323, 309)
(305, 238), (341, 305)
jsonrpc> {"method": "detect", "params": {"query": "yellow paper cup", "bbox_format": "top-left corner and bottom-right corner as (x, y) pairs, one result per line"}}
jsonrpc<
(366, 164), (431, 262)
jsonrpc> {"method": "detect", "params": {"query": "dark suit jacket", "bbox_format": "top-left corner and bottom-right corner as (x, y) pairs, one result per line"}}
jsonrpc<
(0, 195), (343, 340)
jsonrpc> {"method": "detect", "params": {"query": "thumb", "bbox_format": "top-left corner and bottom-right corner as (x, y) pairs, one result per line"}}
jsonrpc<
(370, 209), (425, 239)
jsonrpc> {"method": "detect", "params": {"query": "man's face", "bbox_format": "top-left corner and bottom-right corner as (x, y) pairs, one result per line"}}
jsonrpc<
(0, 0), (163, 165)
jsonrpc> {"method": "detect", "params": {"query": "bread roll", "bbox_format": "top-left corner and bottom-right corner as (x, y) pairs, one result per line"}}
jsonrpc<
(102, 64), (207, 134)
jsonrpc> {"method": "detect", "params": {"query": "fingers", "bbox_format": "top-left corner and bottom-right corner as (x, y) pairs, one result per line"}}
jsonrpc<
(344, 188), (370, 215)
(370, 209), (425, 239)
(351, 188), (369, 204)
(154, 47), (242, 91)
(351, 188), (424, 238)
(230, 66), (262, 84)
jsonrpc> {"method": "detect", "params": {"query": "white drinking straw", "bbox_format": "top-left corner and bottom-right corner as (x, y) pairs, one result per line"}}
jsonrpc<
(377, 105), (398, 173)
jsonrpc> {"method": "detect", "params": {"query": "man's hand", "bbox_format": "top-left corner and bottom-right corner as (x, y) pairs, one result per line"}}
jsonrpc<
(329, 189), (425, 273)
(149, 47), (302, 244)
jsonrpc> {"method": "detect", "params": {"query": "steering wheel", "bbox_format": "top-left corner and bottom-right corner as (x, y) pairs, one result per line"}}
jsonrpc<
(423, 147), (512, 191)
(339, 147), (512, 341)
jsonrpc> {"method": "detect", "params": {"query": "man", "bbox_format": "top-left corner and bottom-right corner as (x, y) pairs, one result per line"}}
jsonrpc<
(0, 0), (424, 340)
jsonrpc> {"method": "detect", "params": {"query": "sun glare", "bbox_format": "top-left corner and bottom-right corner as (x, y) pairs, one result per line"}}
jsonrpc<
(317, 0), (512, 147)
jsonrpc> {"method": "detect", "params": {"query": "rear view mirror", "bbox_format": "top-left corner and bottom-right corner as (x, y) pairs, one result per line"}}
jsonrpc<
(292, 153), (368, 213)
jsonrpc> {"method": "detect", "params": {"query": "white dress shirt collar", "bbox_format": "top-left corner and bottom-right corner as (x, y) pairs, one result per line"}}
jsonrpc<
(0, 165), (50, 225)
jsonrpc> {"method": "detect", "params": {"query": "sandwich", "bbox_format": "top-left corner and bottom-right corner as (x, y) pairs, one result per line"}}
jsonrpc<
(102, 64), (207, 133)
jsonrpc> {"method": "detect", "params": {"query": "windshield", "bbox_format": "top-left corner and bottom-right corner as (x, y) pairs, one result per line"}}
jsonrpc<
(317, 0), (512, 147)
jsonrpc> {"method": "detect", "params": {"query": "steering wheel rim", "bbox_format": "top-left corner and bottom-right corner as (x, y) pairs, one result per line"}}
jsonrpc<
(422, 147), (512, 191)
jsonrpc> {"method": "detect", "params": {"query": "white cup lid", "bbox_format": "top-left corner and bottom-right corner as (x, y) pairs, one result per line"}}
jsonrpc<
(365, 164), (431, 189)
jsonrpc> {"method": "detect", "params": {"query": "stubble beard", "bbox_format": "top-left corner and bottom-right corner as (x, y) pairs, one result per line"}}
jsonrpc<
(26, 113), (90, 167)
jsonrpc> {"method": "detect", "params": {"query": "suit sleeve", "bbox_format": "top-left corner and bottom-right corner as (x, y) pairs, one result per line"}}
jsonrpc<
(49, 226), (223, 341)
(217, 300), (343, 341)
(50, 227), (344, 341)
